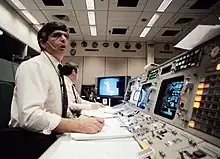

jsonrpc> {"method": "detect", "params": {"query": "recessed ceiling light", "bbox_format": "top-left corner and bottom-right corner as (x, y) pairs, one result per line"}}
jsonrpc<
(157, 0), (172, 12)
(86, 0), (95, 10)
(90, 26), (97, 36)
(88, 11), (96, 25)
(10, 0), (26, 9)
(147, 13), (160, 27)
(140, 27), (151, 37)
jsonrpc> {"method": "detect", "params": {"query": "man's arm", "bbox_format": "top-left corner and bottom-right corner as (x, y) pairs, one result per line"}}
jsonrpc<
(16, 62), (103, 134)
(54, 117), (104, 134)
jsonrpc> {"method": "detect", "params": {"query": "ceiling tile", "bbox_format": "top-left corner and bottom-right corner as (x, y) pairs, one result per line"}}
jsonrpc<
(144, 0), (187, 13)
(154, 13), (174, 27)
(144, 0), (163, 12)
(108, 11), (141, 26)
(165, 13), (207, 28)
(136, 12), (154, 27)
(43, 10), (78, 26)
(153, 27), (187, 43)
(81, 26), (106, 36)
(34, 0), (73, 10)
(20, 0), (39, 10)
(29, 11), (48, 23)
(131, 27), (160, 39)
(200, 14), (220, 25)
(109, 0), (147, 11)
(178, 0), (220, 14)
(67, 25), (82, 36)
(76, 11), (107, 26)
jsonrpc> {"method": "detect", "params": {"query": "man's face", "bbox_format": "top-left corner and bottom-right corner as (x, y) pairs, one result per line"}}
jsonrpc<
(45, 30), (69, 54)
(71, 69), (78, 82)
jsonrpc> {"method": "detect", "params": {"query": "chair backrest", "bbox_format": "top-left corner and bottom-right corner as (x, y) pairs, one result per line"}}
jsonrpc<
(0, 81), (14, 129)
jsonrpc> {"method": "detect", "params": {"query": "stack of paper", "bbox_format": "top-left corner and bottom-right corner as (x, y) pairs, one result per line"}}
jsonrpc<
(70, 118), (133, 141)
(81, 110), (117, 118)
(98, 106), (124, 114)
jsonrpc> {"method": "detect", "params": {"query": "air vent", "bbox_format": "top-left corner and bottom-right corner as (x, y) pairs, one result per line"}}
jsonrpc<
(162, 30), (180, 36)
(117, 0), (139, 7)
(175, 18), (194, 25)
(42, 0), (64, 6)
(190, 0), (219, 9)
(69, 28), (76, 34)
(53, 15), (69, 21)
(112, 28), (127, 35)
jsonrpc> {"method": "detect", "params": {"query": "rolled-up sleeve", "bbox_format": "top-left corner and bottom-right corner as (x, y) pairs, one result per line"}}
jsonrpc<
(15, 62), (61, 134)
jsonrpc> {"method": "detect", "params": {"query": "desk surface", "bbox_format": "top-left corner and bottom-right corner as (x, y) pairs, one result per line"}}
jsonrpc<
(40, 134), (141, 159)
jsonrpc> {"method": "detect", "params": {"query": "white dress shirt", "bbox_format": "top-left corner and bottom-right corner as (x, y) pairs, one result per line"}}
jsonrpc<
(9, 52), (64, 134)
(64, 76), (93, 110)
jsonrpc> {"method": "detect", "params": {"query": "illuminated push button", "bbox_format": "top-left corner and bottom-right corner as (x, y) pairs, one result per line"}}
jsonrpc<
(193, 102), (200, 108)
(139, 141), (148, 149)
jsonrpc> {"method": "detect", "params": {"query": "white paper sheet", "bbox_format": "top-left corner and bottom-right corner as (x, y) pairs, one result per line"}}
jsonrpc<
(70, 118), (133, 140)
(81, 109), (117, 118)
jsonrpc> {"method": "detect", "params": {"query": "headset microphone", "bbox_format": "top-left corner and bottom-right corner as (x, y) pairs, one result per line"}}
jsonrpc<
(47, 41), (57, 50)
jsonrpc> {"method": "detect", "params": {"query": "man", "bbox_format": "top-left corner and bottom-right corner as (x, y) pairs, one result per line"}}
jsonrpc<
(62, 62), (104, 113)
(7, 21), (104, 158)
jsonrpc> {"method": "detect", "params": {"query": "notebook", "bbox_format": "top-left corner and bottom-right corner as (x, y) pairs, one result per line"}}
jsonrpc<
(70, 118), (133, 141)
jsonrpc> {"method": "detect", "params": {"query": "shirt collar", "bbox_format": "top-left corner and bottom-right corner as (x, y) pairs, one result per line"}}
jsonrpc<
(42, 51), (61, 71)
(64, 76), (73, 85)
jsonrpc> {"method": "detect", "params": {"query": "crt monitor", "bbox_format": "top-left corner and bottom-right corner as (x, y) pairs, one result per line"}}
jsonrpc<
(136, 83), (152, 109)
(154, 76), (184, 120)
(97, 76), (130, 98)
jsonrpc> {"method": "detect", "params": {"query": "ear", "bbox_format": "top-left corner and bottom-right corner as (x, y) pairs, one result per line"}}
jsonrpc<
(40, 39), (46, 50)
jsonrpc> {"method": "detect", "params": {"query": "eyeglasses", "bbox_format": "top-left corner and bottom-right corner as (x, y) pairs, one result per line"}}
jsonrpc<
(50, 31), (69, 39)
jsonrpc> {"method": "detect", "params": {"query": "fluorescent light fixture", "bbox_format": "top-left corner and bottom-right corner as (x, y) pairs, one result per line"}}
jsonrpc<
(147, 13), (160, 27)
(88, 11), (96, 25)
(90, 26), (97, 36)
(140, 27), (151, 37)
(22, 10), (39, 24)
(157, 0), (172, 12)
(11, 0), (26, 9)
(86, 0), (95, 10)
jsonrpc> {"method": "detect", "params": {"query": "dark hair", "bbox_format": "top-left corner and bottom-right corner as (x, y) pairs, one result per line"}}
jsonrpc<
(62, 62), (79, 76)
(37, 21), (69, 51)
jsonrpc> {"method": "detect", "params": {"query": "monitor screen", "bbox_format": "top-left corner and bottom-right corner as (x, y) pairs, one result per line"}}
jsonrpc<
(154, 76), (184, 120)
(136, 83), (152, 109)
(99, 78), (120, 96)
(97, 76), (130, 98)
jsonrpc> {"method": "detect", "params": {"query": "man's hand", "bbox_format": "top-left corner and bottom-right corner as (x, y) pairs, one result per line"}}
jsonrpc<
(76, 117), (104, 134)
(91, 103), (105, 109)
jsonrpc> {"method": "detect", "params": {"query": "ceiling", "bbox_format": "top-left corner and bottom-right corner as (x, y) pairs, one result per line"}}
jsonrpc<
(5, 0), (220, 44)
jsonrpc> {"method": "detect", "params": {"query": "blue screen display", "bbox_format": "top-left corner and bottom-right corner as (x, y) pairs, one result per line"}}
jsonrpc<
(99, 78), (120, 96)
(154, 76), (184, 120)
(137, 84), (151, 109)
(161, 81), (184, 116)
